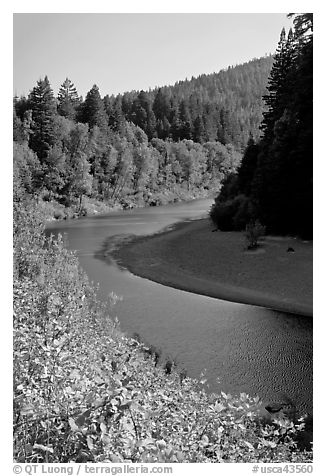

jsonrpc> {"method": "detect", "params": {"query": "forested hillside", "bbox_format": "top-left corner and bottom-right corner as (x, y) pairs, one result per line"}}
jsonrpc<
(13, 56), (273, 215)
(210, 14), (313, 239)
(104, 56), (274, 147)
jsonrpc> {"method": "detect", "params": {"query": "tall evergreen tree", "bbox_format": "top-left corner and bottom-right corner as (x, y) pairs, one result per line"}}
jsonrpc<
(28, 76), (57, 161)
(153, 88), (172, 138)
(260, 28), (296, 139)
(79, 85), (108, 129)
(130, 91), (156, 139)
(57, 78), (80, 120)
(193, 115), (205, 143)
(253, 16), (312, 236)
(211, 14), (312, 238)
(179, 100), (192, 140)
(170, 105), (182, 141)
(104, 95), (126, 133)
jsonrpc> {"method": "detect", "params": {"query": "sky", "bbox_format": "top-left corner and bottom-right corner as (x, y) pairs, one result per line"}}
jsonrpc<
(13, 13), (293, 98)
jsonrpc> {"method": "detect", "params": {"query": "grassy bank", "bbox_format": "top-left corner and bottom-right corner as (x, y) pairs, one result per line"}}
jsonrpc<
(111, 218), (312, 317)
(13, 200), (312, 463)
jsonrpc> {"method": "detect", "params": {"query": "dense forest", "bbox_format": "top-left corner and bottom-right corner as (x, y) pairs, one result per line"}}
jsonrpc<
(210, 14), (313, 239)
(13, 56), (273, 214)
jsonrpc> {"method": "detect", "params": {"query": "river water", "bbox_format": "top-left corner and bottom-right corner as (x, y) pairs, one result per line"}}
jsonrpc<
(46, 198), (312, 415)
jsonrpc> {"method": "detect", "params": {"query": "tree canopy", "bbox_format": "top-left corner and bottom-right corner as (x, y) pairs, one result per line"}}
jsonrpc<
(210, 14), (313, 238)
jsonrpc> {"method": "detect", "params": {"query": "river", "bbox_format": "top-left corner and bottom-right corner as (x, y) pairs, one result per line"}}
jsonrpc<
(46, 198), (312, 416)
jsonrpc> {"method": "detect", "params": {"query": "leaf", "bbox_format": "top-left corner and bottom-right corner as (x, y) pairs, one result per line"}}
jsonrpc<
(75, 409), (91, 427)
(87, 435), (94, 451)
(33, 443), (54, 454)
(121, 437), (134, 449)
(141, 438), (156, 448)
(214, 402), (226, 413)
(25, 443), (33, 455)
(122, 420), (134, 434)
(20, 404), (34, 416)
(101, 434), (111, 446)
(165, 445), (174, 458)
(93, 397), (106, 409)
(156, 439), (166, 450)
(244, 441), (254, 450)
(201, 435), (209, 446)
(100, 422), (107, 433)
(68, 417), (80, 432)
(109, 453), (122, 463)
(176, 451), (184, 462)
(120, 400), (132, 411)
(85, 391), (96, 403)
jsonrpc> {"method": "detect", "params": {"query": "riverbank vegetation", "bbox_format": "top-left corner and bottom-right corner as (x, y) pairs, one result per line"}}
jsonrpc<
(14, 197), (312, 463)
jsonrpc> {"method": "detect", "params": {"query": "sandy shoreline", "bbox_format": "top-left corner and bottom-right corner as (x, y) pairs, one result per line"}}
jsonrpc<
(109, 218), (313, 317)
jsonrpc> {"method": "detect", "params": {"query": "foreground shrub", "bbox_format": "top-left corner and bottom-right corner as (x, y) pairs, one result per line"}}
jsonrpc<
(13, 199), (312, 463)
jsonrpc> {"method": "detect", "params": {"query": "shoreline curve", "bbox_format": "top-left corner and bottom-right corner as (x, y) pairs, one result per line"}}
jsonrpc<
(106, 218), (312, 317)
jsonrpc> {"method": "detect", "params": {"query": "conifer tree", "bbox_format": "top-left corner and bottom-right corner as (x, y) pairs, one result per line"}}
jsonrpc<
(253, 16), (312, 236)
(104, 95), (126, 133)
(28, 76), (57, 161)
(79, 85), (108, 130)
(210, 14), (312, 237)
(131, 92), (147, 132)
(153, 88), (171, 138)
(170, 106), (182, 141)
(260, 28), (296, 139)
(153, 88), (171, 121)
(179, 100), (192, 140)
(130, 91), (157, 139)
(193, 115), (205, 143)
(57, 78), (80, 120)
